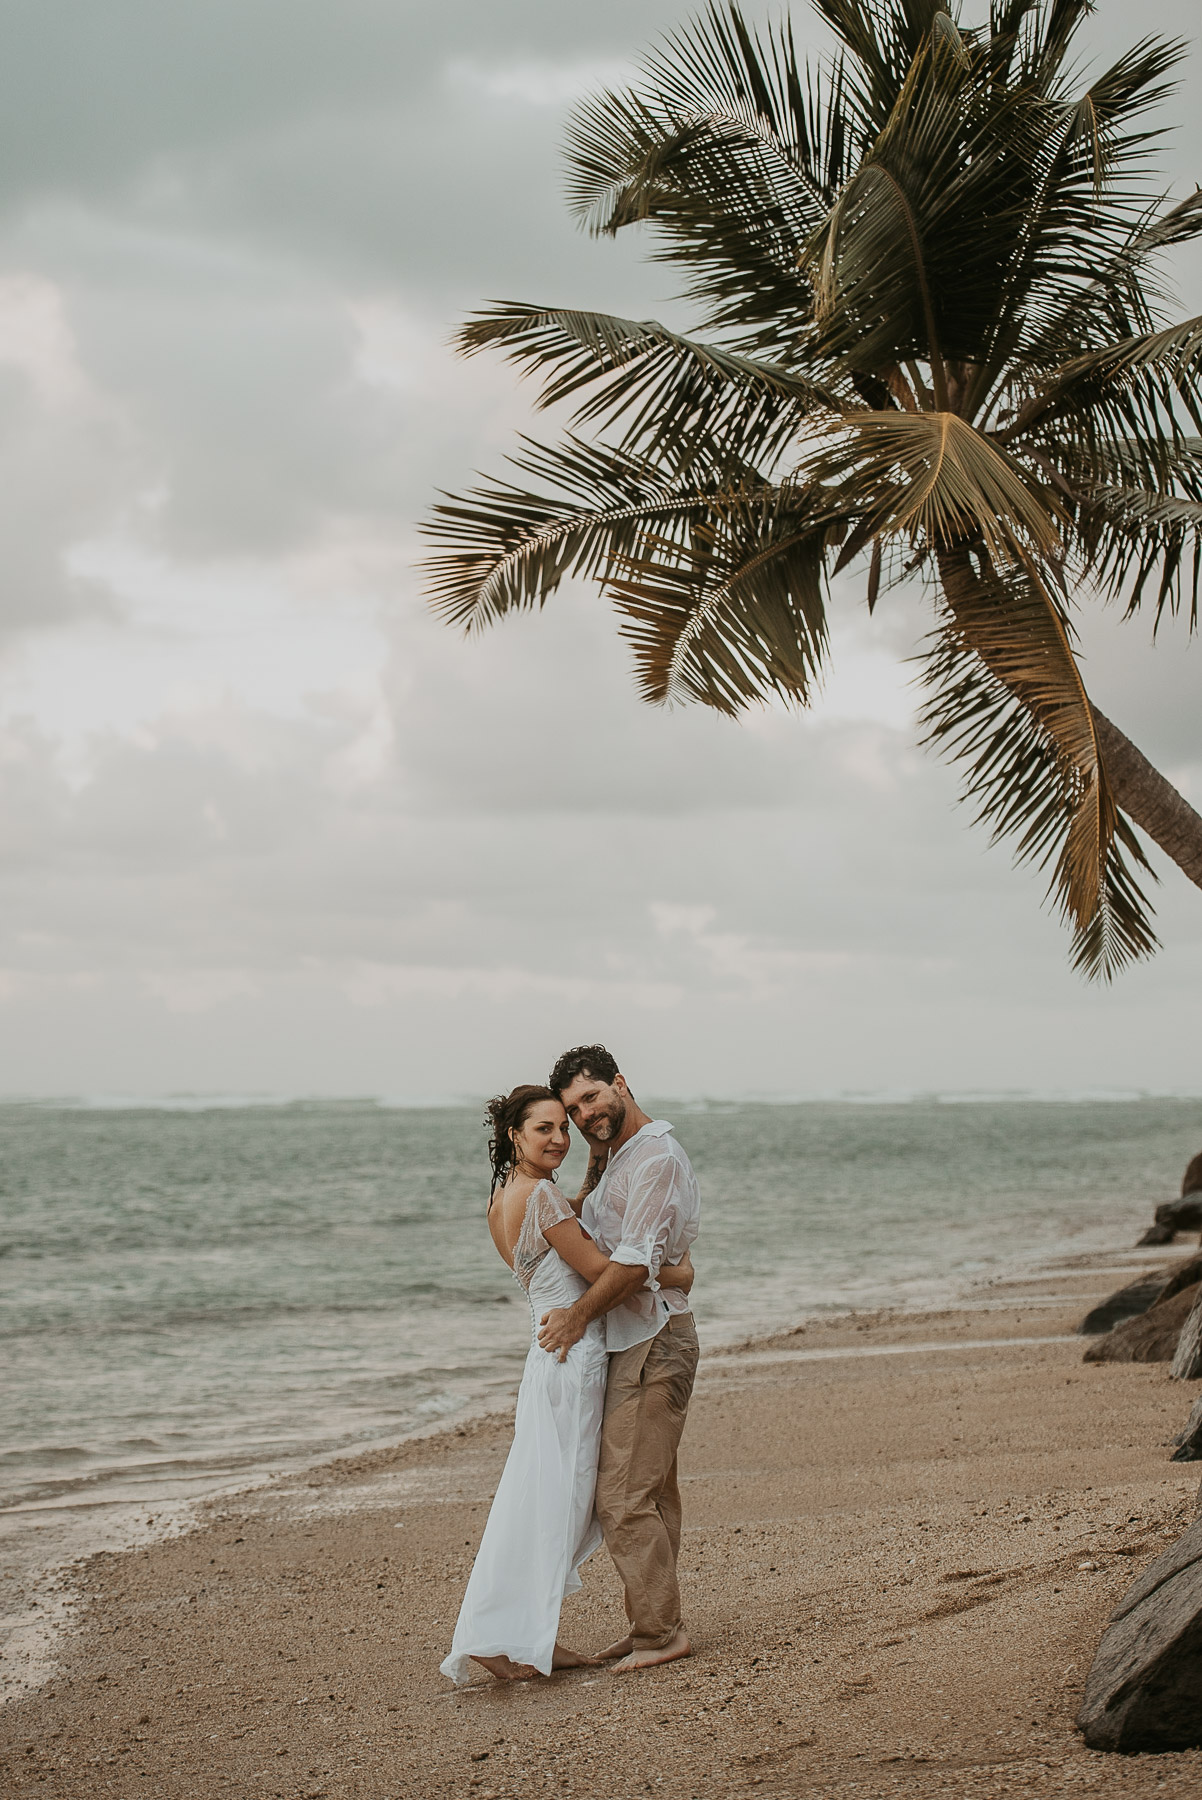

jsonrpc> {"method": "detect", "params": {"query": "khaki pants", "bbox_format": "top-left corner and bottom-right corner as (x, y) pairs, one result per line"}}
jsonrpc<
(595, 1313), (699, 1650)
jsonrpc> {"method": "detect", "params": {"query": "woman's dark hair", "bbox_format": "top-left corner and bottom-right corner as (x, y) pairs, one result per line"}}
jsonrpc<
(485, 1084), (560, 1193)
(547, 1043), (619, 1097)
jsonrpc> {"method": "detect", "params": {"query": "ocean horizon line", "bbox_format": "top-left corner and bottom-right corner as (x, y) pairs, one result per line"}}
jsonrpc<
(1, 1086), (1199, 1112)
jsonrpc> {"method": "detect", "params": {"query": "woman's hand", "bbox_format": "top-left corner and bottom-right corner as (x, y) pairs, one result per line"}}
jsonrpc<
(659, 1248), (695, 1295)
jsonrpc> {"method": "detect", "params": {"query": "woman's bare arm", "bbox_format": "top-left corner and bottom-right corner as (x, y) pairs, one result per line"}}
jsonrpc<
(542, 1217), (610, 1282)
(544, 1223), (693, 1294)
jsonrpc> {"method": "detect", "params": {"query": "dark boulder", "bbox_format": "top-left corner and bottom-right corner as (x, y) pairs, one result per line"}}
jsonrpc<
(1136, 1195), (1202, 1247)
(1078, 1518), (1202, 1751)
(1139, 1255), (1201, 1308)
(1082, 1282), (1200, 1363)
(1184, 1151), (1202, 1198)
(1078, 1256), (1202, 1335)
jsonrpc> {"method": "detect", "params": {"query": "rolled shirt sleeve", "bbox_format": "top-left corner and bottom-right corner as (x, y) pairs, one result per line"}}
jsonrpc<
(584, 1120), (700, 1355)
(607, 1152), (683, 1292)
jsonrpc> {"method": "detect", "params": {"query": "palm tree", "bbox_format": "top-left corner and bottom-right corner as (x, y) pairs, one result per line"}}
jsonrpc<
(422, 0), (1202, 979)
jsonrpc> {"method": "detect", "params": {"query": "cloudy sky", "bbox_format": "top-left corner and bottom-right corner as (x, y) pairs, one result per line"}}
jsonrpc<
(0, 0), (1198, 1102)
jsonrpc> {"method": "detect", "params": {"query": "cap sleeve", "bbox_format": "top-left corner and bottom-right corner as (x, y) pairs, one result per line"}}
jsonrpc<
(511, 1181), (579, 1289)
(530, 1180), (575, 1241)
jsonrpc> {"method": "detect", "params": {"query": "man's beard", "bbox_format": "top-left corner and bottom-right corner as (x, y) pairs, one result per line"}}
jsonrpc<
(590, 1097), (627, 1141)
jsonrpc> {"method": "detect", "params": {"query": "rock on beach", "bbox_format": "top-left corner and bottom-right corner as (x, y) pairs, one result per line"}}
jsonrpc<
(1078, 1256), (1202, 1336)
(1078, 1516), (1202, 1752)
(1138, 1197), (1202, 1246)
(1082, 1282), (1202, 1363)
(1135, 1153), (1202, 1244)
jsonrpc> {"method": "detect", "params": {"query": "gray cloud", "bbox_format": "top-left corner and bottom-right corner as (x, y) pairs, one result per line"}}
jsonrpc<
(0, 577), (1198, 1097)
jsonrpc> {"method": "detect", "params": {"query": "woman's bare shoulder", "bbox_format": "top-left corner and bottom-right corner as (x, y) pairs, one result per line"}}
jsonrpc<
(488, 1172), (537, 1207)
(489, 1174), (540, 1252)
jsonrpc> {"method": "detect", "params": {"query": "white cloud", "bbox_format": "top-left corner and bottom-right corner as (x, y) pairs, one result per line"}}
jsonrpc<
(445, 56), (630, 109)
(2, 533), (389, 783)
(143, 968), (260, 1013)
(0, 274), (90, 406)
(650, 901), (860, 991)
(347, 300), (436, 396)
(342, 960), (680, 1010)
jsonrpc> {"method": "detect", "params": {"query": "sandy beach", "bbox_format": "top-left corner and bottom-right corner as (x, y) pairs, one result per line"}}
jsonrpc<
(4, 1254), (1202, 1800)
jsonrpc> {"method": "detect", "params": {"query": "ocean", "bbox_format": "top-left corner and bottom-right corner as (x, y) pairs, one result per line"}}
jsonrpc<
(1, 1093), (1200, 1656)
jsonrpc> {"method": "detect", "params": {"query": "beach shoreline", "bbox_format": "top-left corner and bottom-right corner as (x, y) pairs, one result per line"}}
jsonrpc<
(7, 1095), (1197, 1583)
(5, 1248), (1202, 1798)
(1, 1232), (1189, 1702)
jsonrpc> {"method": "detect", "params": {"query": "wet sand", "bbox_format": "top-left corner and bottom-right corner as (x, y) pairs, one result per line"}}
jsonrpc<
(4, 1258), (1202, 1799)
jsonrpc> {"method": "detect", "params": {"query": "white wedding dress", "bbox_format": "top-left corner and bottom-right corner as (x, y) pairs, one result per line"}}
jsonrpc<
(440, 1180), (608, 1683)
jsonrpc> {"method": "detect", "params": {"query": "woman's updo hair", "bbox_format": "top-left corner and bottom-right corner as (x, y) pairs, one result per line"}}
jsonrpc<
(485, 1084), (561, 1193)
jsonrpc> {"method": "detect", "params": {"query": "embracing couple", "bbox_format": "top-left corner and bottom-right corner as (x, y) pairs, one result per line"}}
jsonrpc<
(441, 1044), (701, 1684)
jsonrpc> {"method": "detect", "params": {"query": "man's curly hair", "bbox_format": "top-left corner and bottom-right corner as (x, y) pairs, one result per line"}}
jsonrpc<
(547, 1043), (619, 1096)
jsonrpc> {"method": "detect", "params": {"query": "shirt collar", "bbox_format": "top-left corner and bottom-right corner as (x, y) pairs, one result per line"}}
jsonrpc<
(606, 1118), (674, 1172)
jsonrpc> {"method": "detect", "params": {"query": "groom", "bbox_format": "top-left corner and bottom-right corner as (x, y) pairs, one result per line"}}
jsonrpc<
(538, 1044), (701, 1672)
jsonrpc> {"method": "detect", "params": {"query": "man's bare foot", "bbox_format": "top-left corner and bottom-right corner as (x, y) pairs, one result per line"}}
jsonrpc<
(469, 1654), (538, 1682)
(597, 1634), (634, 1660)
(611, 1630), (692, 1672)
(551, 1643), (601, 1670)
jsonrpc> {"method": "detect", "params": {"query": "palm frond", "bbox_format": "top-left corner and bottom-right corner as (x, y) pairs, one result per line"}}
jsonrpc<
(985, 0), (1043, 84)
(640, 2), (855, 194)
(454, 303), (843, 469)
(1038, 314), (1202, 412)
(804, 19), (1105, 389)
(608, 478), (836, 710)
(1073, 436), (1202, 623)
(812, 0), (955, 128)
(1007, 315), (1202, 477)
(810, 410), (1064, 566)
(564, 7), (855, 351)
(919, 557), (1158, 978)
(1018, 0), (1094, 87)
(1015, 188), (1202, 374)
(810, 157), (947, 381)
(964, 35), (1189, 416)
(421, 436), (738, 631)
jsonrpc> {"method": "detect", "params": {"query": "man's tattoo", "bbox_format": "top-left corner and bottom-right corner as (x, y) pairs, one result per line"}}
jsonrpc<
(579, 1154), (606, 1202)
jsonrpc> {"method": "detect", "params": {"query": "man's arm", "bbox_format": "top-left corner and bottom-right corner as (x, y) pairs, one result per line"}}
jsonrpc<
(608, 1152), (688, 1294)
(541, 1153), (690, 1357)
(537, 1260), (646, 1360)
(567, 1146), (608, 1217)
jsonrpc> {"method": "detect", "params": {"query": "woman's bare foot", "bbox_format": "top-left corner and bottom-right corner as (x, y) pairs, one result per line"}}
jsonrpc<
(597, 1634), (634, 1660)
(611, 1629), (692, 1672)
(551, 1643), (600, 1670)
(469, 1654), (538, 1682)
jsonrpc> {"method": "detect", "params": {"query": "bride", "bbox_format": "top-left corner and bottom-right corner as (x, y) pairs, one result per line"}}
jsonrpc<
(440, 1083), (693, 1684)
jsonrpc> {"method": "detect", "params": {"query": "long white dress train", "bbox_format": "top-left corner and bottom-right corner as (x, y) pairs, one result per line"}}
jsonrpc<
(440, 1180), (608, 1684)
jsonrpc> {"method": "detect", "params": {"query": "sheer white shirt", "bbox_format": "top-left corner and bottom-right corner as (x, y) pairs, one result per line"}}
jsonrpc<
(581, 1119), (701, 1353)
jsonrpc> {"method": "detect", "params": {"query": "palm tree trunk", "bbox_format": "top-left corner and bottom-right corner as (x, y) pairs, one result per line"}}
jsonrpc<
(1091, 711), (1202, 892)
(1170, 1289), (1202, 1380)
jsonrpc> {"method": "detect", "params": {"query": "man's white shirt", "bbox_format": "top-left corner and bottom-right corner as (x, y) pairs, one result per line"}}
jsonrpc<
(581, 1119), (701, 1353)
